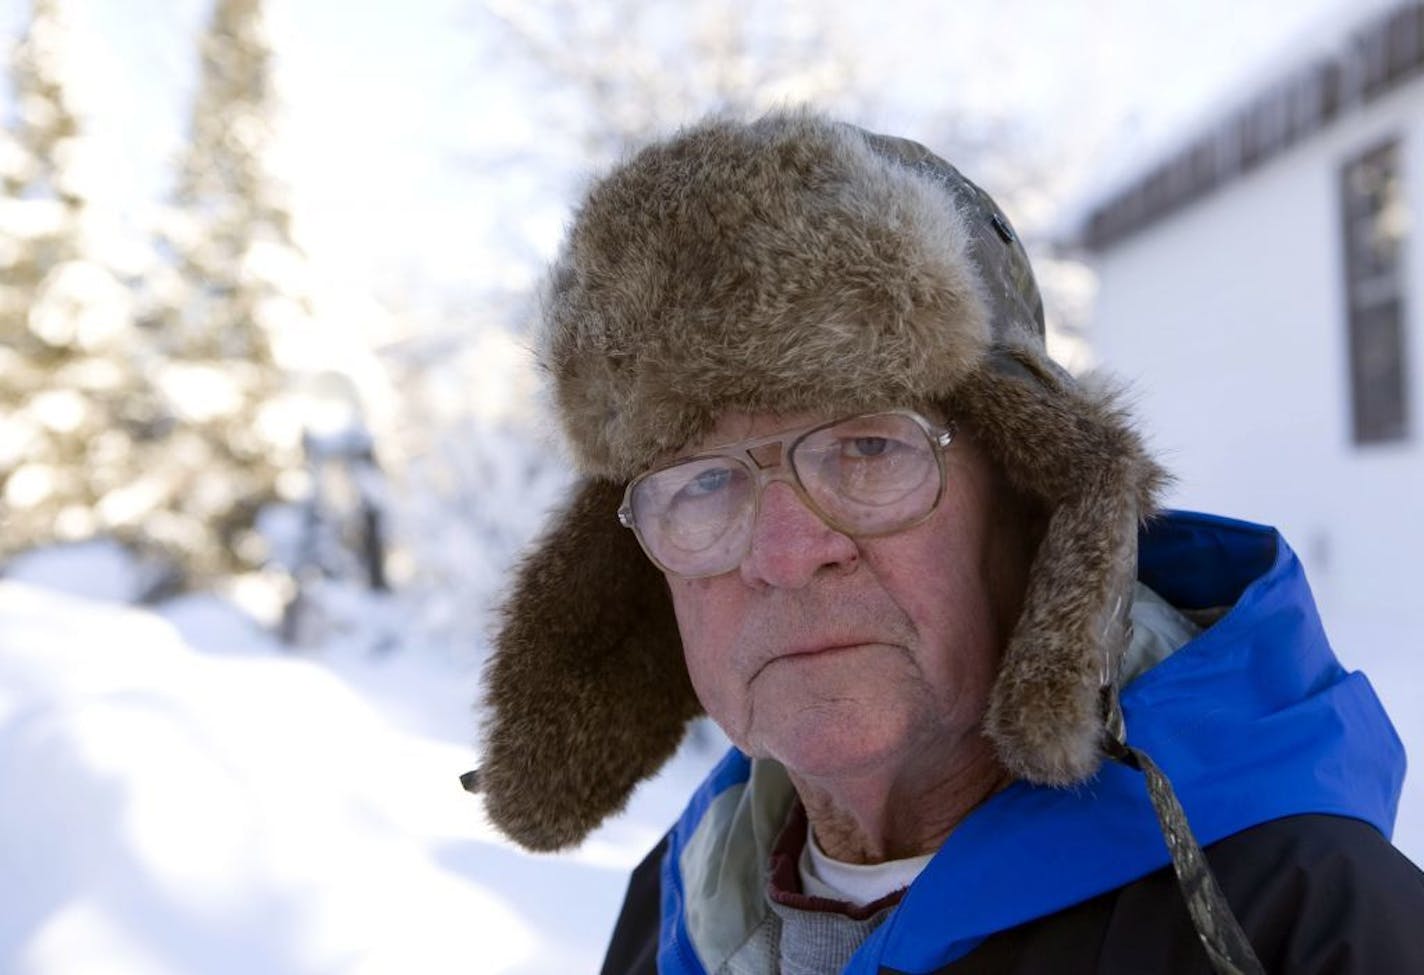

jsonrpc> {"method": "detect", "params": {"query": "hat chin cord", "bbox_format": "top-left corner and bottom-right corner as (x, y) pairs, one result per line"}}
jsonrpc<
(1100, 686), (1265, 975)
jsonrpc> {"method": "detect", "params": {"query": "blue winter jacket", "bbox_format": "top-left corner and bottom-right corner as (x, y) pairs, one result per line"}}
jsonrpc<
(629, 512), (1409, 974)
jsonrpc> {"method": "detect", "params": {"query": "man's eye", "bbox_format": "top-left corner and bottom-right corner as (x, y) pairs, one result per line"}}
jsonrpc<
(683, 467), (733, 497)
(843, 436), (892, 459)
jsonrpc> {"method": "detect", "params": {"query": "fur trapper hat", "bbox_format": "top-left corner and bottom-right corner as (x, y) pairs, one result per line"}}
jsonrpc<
(476, 111), (1167, 851)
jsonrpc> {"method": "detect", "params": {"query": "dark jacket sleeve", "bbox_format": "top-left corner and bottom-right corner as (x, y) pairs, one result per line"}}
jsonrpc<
(940, 814), (1424, 974)
(599, 835), (667, 975)
(1213, 814), (1424, 973)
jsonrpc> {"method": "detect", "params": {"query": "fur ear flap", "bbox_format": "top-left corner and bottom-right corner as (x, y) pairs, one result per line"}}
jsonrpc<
(954, 353), (1167, 784)
(478, 479), (701, 851)
(987, 482), (1141, 783)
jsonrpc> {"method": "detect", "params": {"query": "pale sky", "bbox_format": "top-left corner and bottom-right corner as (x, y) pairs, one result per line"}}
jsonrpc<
(0, 0), (1399, 311)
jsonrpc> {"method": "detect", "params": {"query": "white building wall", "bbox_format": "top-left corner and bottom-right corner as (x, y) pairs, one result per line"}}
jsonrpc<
(1089, 82), (1424, 652)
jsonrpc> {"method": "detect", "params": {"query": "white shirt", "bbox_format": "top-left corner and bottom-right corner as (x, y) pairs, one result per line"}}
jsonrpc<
(798, 826), (934, 907)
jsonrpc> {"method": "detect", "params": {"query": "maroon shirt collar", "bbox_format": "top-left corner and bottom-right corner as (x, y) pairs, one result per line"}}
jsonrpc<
(766, 800), (909, 921)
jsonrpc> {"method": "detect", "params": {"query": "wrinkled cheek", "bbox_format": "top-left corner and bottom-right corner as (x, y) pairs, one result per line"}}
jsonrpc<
(668, 580), (753, 742)
(676, 631), (746, 740)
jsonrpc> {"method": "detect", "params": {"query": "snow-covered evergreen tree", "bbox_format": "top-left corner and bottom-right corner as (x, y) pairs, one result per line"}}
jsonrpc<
(136, 0), (314, 580)
(0, 0), (152, 566)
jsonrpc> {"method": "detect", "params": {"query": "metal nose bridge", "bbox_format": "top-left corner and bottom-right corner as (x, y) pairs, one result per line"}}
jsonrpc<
(738, 438), (822, 523)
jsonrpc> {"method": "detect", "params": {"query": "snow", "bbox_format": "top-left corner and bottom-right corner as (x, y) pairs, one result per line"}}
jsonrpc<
(2, 539), (164, 604)
(0, 576), (725, 974)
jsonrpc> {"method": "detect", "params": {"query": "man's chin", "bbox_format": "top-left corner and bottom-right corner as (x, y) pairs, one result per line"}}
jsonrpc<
(760, 709), (917, 782)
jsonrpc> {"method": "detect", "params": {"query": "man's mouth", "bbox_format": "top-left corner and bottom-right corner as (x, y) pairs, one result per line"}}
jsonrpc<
(751, 640), (881, 680)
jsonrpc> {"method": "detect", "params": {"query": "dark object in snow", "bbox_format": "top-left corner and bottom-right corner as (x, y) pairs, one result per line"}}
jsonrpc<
(280, 425), (391, 647)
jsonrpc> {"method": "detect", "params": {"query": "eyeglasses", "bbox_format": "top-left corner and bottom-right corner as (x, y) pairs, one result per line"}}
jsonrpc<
(617, 410), (955, 578)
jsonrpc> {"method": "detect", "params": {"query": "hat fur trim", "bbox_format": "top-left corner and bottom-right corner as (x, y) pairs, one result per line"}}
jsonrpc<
(479, 479), (700, 851)
(951, 354), (1166, 783)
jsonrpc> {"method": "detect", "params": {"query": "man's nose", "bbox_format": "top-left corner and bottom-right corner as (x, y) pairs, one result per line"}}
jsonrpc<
(738, 479), (859, 589)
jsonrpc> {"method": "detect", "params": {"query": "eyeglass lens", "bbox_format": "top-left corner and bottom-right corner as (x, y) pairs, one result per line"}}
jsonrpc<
(629, 412), (942, 577)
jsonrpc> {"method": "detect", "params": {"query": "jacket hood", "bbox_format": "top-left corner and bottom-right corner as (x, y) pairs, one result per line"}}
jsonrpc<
(655, 513), (1407, 973)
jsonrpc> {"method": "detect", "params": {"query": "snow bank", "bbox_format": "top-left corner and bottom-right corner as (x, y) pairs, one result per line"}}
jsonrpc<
(2, 540), (162, 604)
(0, 581), (721, 974)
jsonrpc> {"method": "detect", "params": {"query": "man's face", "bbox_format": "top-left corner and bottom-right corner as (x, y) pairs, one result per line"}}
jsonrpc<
(664, 410), (1032, 783)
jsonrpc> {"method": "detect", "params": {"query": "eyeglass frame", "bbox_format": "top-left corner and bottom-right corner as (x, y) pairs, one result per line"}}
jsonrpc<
(616, 409), (958, 578)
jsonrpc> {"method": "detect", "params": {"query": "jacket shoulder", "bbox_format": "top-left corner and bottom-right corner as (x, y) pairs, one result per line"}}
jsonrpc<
(934, 814), (1424, 974)
(1207, 814), (1424, 972)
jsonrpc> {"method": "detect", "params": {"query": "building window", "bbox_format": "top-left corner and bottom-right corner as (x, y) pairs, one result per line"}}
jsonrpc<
(1340, 139), (1412, 444)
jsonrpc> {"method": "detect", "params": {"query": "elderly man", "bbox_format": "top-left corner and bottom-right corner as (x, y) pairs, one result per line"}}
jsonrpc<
(471, 113), (1424, 973)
